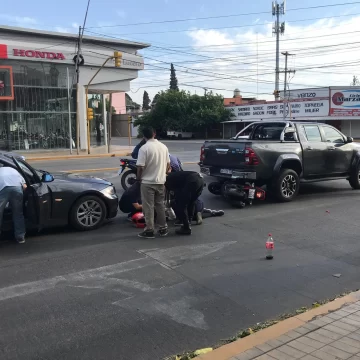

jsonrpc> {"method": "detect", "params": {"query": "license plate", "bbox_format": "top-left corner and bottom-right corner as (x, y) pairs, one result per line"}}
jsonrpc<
(200, 167), (210, 175)
(248, 189), (255, 199)
(220, 169), (232, 175)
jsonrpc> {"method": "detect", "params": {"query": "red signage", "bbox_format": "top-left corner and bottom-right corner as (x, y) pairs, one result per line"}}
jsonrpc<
(13, 48), (65, 60)
(0, 66), (14, 101)
(0, 44), (8, 59)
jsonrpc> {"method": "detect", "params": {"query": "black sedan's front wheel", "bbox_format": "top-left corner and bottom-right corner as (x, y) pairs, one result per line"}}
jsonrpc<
(70, 195), (107, 231)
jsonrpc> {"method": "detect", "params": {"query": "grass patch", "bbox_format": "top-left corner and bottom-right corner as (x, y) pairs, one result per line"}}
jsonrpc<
(166, 290), (357, 360)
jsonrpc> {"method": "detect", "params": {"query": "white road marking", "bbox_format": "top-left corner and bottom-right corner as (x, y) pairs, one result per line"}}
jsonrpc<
(139, 241), (237, 268)
(0, 242), (236, 329)
(113, 281), (209, 329)
(0, 257), (153, 302)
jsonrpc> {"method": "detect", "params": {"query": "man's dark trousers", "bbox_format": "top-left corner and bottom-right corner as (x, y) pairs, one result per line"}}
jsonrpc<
(173, 174), (204, 230)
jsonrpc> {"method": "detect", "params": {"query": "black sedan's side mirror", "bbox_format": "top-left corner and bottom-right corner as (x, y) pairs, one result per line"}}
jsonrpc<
(347, 136), (353, 143)
(42, 174), (54, 182)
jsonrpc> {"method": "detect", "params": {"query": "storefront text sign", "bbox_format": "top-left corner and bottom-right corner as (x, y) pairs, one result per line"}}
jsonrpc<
(13, 49), (66, 60)
(229, 100), (329, 121)
(330, 89), (360, 116)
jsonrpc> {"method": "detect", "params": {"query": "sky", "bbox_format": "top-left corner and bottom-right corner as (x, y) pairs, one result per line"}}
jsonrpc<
(1, 0), (360, 105)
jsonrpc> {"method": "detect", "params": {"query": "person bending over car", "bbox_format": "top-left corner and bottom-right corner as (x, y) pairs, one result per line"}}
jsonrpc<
(165, 171), (204, 235)
(0, 164), (27, 244)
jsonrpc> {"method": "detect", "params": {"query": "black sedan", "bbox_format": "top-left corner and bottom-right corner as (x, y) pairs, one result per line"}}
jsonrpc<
(1, 154), (118, 232)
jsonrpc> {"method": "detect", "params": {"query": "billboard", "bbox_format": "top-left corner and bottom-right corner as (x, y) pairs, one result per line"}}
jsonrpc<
(229, 99), (329, 121)
(279, 87), (329, 100)
(330, 88), (360, 116)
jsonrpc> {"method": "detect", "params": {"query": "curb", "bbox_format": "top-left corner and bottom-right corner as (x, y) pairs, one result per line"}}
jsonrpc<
(195, 290), (360, 360)
(57, 162), (198, 173)
(26, 151), (130, 162)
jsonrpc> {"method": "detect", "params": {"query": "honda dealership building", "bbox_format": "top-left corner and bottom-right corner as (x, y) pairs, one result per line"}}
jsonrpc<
(0, 25), (148, 152)
(224, 87), (360, 139)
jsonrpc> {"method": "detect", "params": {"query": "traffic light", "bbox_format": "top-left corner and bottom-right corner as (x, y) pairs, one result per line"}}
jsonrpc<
(87, 108), (94, 121)
(114, 51), (122, 68)
(128, 115), (132, 123)
(273, 90), (280, 97)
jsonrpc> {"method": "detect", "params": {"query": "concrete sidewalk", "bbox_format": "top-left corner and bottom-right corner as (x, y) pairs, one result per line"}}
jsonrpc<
(198, 291), (360, 360)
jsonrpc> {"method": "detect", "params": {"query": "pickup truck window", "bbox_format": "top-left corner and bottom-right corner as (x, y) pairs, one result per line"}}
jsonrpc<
(302, 125), (322, 142)
(253, 124), (285, 140)
(322, 126), (344, 143)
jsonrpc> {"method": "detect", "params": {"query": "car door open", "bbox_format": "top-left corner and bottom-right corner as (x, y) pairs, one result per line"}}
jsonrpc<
(12, 157), (52, 231)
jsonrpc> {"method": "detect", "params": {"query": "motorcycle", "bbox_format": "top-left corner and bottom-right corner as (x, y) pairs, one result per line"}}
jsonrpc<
(208, 180), (265, 208)
(118, 158), (137, 190)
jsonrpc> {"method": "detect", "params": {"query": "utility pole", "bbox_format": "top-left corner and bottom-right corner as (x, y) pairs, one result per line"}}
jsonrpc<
(281, 51), (295, 121)
(272, 1), (285, 100)
(75, 26), (82, 154)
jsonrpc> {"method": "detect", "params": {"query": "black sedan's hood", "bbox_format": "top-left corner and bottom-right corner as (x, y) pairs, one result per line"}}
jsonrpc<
(51, 172), (111, 186)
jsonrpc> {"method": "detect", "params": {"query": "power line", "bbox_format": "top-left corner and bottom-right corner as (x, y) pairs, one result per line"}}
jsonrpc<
(85, 0), (360, 29)
(85, 12), (360, 37)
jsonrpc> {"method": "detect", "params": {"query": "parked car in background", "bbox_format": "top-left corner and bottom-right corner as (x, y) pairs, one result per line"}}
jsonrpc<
(200, 121), (360, 202)
(167, 131), (193, 139)
(0, 154), (118, 233)
(1, 151), (26, 161)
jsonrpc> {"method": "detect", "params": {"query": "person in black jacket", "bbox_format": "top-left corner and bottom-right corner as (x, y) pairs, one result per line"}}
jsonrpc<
(165, 171), (204, 235)
(118, 181), (142, 219)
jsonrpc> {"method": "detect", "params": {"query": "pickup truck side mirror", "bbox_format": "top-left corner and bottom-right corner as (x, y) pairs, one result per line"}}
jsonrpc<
(347, 136), (353, 143)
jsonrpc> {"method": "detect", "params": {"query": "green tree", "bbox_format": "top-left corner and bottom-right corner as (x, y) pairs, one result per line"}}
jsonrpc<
(152, 93), (160, 108)
(169, 63), (179, 91)
(134, 90), (232, 136)
(142, 90), (151, 110)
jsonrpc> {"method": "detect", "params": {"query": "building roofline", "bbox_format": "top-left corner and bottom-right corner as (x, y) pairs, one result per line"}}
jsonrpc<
(0, 25), (150, 49)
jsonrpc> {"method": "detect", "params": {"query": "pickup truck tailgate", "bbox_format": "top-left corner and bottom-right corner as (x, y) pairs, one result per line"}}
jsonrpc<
(203, 141), (248, 168)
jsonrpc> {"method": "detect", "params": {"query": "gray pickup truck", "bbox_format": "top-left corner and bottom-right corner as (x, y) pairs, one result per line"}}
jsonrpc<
(199, 121), (360, 202)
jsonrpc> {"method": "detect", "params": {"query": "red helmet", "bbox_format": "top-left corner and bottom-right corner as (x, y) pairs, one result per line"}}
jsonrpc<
(131, 212), (146, 228)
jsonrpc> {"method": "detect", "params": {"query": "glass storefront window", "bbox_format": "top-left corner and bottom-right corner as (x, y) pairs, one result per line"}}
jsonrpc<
(0, 59), (76, 151)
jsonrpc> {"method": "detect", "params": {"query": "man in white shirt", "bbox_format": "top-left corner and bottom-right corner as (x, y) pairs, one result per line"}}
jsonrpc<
(0, 165), (27, 243)
(136, 127), (170, 239)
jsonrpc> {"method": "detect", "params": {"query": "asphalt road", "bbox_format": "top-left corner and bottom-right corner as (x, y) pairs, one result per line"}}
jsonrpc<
(2, 152), (360, 359)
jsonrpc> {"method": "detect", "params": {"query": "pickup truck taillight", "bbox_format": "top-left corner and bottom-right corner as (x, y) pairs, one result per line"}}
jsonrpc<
(200, 145), (205, 161)
(245, 147), (259, 165)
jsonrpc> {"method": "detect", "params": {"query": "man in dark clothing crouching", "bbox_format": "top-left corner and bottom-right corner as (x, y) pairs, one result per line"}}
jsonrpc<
(119, 181), (142, 219)
(165, 171), (204, 235)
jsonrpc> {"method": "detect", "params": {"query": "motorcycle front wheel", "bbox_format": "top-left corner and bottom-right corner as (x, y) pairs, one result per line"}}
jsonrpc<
(121, 169), (137, 190)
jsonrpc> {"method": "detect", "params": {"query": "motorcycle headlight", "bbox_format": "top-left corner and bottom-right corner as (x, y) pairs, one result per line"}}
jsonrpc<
(100, 186), (117, 199)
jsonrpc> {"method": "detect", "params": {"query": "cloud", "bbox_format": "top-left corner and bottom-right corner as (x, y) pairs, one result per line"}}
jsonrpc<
(166, 14), (360, 100)
(0, 14), (37, 27)
(55, 27), (70, 33)
(112, 12), (360, 104)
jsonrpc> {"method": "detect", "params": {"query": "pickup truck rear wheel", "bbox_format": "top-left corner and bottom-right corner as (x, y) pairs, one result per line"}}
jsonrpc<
(273, 169), (300, 202)
(349, 166), (360, 189)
